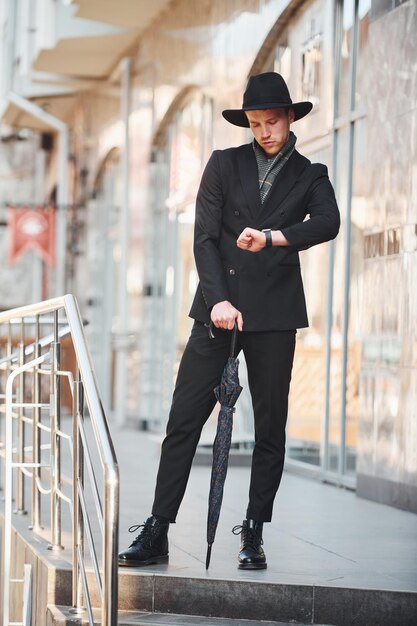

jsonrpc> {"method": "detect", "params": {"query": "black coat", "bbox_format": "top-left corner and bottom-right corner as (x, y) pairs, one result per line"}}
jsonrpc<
(189, 143), (340, 331)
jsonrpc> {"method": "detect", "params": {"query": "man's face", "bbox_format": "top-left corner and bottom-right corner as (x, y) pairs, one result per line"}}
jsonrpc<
(245, 107), (294, 157)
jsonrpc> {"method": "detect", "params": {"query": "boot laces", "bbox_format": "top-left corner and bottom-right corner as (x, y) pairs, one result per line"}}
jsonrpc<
(128, 520), (158, 548)
(232, 524), (263, 547)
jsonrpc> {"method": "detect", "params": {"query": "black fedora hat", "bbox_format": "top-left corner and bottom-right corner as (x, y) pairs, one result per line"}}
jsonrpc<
(222, 72), (313, 128)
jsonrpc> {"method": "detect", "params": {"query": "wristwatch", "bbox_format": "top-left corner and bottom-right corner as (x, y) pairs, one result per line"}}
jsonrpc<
(262, 228), (273, 248)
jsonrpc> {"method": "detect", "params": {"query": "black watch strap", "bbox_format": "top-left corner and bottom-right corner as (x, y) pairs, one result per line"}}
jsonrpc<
(262, 228), (273, 248)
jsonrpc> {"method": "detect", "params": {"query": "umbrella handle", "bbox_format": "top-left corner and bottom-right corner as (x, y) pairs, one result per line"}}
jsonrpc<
(230, 323), (238, 358)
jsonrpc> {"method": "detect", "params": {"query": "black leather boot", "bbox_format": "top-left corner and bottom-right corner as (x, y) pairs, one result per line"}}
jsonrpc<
(118, 516), (169, 567)
(233, 519), (267, 569)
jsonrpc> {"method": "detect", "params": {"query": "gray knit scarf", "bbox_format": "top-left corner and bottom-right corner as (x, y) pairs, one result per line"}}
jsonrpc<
(253, 130), (297, 203)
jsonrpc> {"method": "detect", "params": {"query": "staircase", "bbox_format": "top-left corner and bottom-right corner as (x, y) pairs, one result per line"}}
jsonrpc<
(0, 296), (118, 626)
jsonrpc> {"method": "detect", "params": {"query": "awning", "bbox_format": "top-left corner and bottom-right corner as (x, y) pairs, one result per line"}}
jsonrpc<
(72, 0), (172, 30)
(33, 31), (139, 80)
(1, 95), (77, 132)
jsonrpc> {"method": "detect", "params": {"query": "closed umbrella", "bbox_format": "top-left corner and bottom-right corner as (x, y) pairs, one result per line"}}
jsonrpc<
(206, 324), (242, 569)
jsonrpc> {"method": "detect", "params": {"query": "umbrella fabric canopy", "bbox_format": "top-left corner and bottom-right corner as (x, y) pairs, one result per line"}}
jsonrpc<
(206, 325), (242, 569)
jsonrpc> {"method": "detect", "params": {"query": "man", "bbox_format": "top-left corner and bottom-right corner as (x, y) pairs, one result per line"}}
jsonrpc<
(119, 72), (340, 570)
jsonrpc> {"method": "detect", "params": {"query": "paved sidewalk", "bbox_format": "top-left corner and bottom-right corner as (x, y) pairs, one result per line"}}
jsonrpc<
(114, 426), (417, 593)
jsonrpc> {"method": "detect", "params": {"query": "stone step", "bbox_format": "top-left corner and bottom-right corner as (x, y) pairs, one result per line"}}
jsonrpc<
(114, 570), (417, 626)
(47, 605), (332, 626)
(3, 509), (416, 626)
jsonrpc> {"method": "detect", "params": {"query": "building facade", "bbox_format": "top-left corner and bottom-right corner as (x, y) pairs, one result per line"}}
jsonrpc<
(0, 0), (416, 512)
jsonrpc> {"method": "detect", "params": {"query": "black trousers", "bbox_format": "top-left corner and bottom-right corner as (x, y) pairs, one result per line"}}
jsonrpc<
(152, 321), (296, 523)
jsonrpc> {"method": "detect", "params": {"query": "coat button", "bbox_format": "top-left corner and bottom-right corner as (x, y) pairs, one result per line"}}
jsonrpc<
(234, 210), (240, 216)
(280, 210), (285, 216)
(229, 269), (236, 276)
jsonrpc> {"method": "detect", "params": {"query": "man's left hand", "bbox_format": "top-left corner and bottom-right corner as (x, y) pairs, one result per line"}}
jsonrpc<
(236, 227), (265, 252)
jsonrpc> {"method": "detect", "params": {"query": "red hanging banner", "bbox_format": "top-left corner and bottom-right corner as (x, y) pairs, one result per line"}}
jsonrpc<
(8, 205), (56, 266)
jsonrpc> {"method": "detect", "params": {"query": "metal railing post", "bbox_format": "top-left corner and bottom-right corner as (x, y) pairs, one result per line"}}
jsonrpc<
(30, 314), (42, 531)
(103, 466), (119, 626)
(4, 359), (15, 626)
(72, 372), (85, 613)
(15, 319), (26, 514)
(49, 310), (63, 550)
(0, 322), (13, 496)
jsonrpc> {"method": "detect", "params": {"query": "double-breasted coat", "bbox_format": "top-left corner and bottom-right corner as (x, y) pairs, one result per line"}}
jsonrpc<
(189, 144), (340, 330)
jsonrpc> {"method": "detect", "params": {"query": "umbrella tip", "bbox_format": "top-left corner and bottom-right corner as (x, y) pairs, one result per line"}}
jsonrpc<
(205, 544), (212, 570)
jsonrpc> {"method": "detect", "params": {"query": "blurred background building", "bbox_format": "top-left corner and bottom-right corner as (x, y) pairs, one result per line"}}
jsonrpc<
(0, 0), (416, 513)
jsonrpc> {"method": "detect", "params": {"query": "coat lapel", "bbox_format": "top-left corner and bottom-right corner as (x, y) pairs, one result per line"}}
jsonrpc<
(237, 146), (310, 224)
(237, 144), (262, 220)
(259, 150), (310, 225)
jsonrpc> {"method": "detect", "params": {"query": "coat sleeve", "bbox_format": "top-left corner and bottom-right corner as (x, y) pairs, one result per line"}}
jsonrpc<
(281, 165), (340, 250)
(193, 151), (229, 309)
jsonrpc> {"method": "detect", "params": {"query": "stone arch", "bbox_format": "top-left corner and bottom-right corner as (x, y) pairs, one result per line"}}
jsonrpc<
(92, 146), (121, 198)
(151, 85), (202, 153)
(248, 0), (305, 76)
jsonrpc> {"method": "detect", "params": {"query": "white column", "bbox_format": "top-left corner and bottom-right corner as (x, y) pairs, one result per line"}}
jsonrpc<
(114, 57), (131, 426)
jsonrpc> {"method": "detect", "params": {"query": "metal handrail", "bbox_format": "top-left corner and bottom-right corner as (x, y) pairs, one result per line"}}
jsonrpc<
(0, 295), (119, 626)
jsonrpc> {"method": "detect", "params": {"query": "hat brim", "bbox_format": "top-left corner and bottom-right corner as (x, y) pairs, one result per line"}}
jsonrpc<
(222, 101), (313, 127)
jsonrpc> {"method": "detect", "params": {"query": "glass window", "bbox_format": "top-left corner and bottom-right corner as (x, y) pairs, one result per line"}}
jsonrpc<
(355, 0), (371, 109)
(337, 0), (355, 117)
(327, 126), (349, 472)
(274, 44), (292, 83)
(301, 18), (322, 108)
(327, 0), (370, 479)
(344, 117), (368, 474)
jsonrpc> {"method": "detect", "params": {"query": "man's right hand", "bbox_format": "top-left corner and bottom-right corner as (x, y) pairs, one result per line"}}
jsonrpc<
(211, 301), (243, 331)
